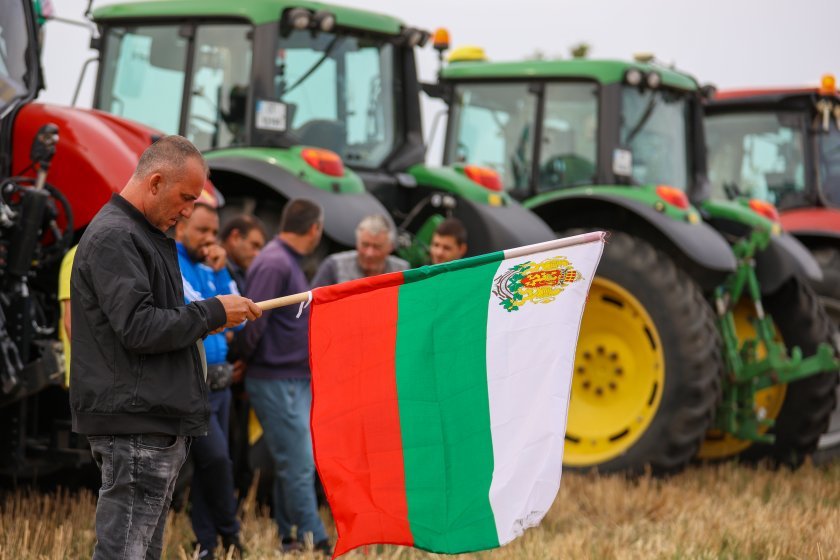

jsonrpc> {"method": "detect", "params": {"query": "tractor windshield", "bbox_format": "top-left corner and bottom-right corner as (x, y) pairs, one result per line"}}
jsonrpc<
(817, 121), (840, 206)
(0, 0), (32, 117)
(445, 81), (597, 192)
(538, 83), (599, 190)
(621, 87), (690, 189)
(98, 23), (252, 150)
(705, 111), (808, 208)
(446, 82), (538, 191)
(275, 30), (396, 168)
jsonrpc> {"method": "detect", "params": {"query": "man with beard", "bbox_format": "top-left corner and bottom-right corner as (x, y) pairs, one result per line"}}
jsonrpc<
(220, 214), (267, 292)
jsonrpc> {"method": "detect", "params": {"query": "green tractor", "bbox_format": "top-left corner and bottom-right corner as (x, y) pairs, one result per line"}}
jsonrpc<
(88, 0), (553, 266)
(433, 49), (839, 472)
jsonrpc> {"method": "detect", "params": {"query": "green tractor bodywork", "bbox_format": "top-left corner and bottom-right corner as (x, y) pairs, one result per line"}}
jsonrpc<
(438, 56), (838, 470)
(91, 0), (552, 263)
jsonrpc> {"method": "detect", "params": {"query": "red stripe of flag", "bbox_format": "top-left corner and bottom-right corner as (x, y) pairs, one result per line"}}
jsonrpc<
(309, 272), (413, 555)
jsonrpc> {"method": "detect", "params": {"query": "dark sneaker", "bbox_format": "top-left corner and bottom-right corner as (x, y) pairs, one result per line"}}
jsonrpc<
(279, 538), (304, 554)
(222, 534), (246, 559)
(314, 539), (333, 556)
(193, 541), (214, 560)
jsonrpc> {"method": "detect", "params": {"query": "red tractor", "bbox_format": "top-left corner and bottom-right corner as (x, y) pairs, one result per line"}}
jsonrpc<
(0, 0), (177, 478)
(705, 75), (840, 460)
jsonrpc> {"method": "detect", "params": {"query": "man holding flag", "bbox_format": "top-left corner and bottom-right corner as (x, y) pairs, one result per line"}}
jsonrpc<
(70, 136), (261, 560)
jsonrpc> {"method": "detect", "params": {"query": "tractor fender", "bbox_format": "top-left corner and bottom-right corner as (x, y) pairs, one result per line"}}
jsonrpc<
(755, 232), (823, 294)
(529, 194), (736, 291)
(207, 156), (392, 248)
(450, 198), (555, 256)
(12, 103), (159, 232)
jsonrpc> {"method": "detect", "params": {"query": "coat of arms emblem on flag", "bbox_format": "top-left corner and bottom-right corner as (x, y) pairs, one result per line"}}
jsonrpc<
(493, 256), (584, 311)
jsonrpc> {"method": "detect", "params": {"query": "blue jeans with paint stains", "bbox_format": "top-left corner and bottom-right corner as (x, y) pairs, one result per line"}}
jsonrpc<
(88, 434), (190, 560)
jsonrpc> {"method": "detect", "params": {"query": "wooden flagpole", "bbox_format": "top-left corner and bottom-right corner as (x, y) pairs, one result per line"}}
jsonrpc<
(256, 291), (311, 311)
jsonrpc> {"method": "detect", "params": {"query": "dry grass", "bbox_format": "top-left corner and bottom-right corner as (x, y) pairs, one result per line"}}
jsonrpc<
(1, 461), (838, 559)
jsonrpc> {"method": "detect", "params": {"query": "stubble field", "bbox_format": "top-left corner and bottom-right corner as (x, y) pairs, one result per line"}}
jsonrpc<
(1, 461), (837, 559)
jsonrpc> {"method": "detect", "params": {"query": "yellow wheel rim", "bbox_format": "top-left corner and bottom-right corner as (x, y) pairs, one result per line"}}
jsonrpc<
(564, 277), (665, 466)
(697, 300), (787, 460)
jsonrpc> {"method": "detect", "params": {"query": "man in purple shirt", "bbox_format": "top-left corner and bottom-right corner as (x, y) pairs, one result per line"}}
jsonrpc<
(235, 199), (329, 554)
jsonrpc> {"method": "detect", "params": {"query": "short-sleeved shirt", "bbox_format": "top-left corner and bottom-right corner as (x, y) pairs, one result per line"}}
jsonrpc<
(58, 245), (77, 386)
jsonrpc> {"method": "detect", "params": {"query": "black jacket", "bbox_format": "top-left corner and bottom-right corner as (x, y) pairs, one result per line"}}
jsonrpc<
(70, 195), (226, 436)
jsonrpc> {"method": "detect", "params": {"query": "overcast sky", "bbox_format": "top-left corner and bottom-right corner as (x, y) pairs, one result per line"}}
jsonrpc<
(37, 0), (840, 159)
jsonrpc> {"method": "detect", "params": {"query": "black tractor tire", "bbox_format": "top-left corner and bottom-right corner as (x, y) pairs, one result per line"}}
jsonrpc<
(740, 277), (839, 467)
(811, 246), (840, 324)
(559, 230), (722, 475)
(809, 246), (840, 463)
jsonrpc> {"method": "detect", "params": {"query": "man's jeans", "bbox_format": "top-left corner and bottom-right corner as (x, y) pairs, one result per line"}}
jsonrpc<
(246, 377), (327, 544)
(88, 434), (190, 560)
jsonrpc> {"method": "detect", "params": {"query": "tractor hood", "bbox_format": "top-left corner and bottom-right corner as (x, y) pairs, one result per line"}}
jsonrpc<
(13, 103), (222, 231)
(12, 103), (158, 231)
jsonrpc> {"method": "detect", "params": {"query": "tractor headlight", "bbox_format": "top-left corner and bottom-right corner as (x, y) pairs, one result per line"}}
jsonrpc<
(624, 68), (643, 87)
(313, 11), (336, 32)
(646, 71), (662, 89)
(286, 8), (311, 31)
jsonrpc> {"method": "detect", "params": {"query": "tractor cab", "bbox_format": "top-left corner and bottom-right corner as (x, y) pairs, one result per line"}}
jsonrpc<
(94, 6), (412, 168)
(706, 75), (840, 213)
(443, 54), (697, 201)
(92, 1), (399, 249)
(91, 1), (553, 263)
(0, 0), (41, 175)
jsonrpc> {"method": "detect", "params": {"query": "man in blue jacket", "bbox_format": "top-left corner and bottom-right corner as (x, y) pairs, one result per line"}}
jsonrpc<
(175, 201), (244, 559)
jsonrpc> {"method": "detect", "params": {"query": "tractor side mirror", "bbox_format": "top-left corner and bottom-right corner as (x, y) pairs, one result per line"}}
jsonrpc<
(30, 123), (60, 171)
(421, 82), (447, 100)
(422, 82), (454, 106)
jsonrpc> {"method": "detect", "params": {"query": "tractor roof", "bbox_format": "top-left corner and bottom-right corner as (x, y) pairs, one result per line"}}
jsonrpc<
(711, 87), (823, 106)
(712, 75), (839, 106)
(93, 0), (404, 35)
(440, 59), (698, 91)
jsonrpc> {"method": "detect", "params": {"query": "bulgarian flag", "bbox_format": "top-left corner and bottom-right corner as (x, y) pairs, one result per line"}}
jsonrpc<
(308, 232), (605, 557)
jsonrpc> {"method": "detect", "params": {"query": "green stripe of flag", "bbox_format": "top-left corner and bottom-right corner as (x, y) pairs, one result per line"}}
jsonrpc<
(395, 256), (503, 553)
(402, 250), (506, 285)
